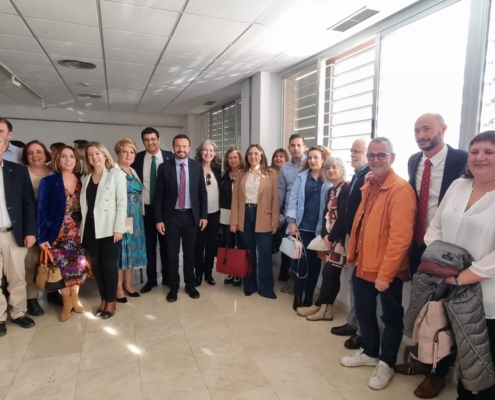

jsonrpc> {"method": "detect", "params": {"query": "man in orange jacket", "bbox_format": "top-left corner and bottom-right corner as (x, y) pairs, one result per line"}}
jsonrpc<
(340, 137), (416, 390)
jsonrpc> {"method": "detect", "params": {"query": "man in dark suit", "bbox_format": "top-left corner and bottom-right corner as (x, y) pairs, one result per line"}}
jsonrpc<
(131, 127), (174, 294)
(0, 138), (37, 336)
(396, 113), (467, 398)
(155, 134), (207, 303)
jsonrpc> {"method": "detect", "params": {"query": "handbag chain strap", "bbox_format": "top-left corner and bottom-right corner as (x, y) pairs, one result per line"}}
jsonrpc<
(290, 233), (308, 280)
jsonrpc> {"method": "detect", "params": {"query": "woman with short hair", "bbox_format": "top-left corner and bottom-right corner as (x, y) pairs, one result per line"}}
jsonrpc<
(271, 148), (289, 175)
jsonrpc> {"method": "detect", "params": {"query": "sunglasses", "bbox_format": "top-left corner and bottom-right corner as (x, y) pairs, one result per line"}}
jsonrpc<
(366, 152), (392, 161)
(206, 173), (211, 186)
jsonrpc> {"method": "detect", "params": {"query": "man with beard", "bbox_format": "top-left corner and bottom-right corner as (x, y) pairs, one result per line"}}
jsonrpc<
(395, 113), (467, 399)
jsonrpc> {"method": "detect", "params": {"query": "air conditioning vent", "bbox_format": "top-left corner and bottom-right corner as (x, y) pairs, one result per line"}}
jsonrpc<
(203, 100), (216, 106)
(58, 60), (97, 69)
(329, 8), (379, 32)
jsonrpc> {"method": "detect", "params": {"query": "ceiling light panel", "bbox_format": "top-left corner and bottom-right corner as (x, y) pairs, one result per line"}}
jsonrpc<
(39, 40), (103, 60)
(100, 1), (178, 36)
(25, 18), (101, 45)
(103, 29), (168, 53)
(104, 47), (160, 66)
(164, 38), (227, 59)
(184, 0), (274, 23)
(159, 54), (212, 71)
(0, 35), (43, 53)
(0, 14), (32, 37)
(219, 45), (279, 64)
(14, 0), (98, 26)
(173, 14), (249, 44)
(0, 50), (51, 66)
(106, 0), (186, 11)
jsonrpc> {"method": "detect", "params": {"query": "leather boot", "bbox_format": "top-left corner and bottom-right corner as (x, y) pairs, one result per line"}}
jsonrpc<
(70, 292), (85, 313)
(302, 291), (314, 307)
(60, 295), (73, 322)
(414, 374), (445, 399)
(293, 294), (303, 311)
(306, 304), (333, 321)
(296, 304), (320, 317)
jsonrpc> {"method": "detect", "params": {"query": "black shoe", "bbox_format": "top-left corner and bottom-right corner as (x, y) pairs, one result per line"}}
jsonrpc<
(166, 288), (178, 303)
(47, 291), (63, 306)
(331, 323), (357, 337)
(124, 289), (140, 298)
(293, 294), (303, 311)
(302, 292), (314, 307)
(27, 298), (45, 316)
(102, 311), (115, 319)
(11, 316), (35, 329)
(244, 291), (254, 296)
(140, 282), (157, 294)
(344, 334), (363, 350)
(0, 322), (6, 336)
(260, 293), (277, 299)
(205, 274), (216, 286)
(185, 285), (200, 299)
(195, 275), (202, 287)
(95, 309), (105, 317)
(278, 273), (290, 282)
(224, 275), (234, 284)
(116, 297), (128, 303)
(233, 277), (242, 287)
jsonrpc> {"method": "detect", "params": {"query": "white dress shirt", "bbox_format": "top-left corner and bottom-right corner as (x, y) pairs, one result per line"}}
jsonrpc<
(245, 169), (261, 204)
(0, 160), (13, 228)
(143, 150), (164, 205)
(415, 144), (448, 227)
(206, 172), (219, 214)
(3, 143), (23, 164)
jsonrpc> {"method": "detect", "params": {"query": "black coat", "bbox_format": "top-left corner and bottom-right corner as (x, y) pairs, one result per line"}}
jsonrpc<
(2, 160), (37, 247)
(345, 165), (370, 236)
(131, 149), (174, 190)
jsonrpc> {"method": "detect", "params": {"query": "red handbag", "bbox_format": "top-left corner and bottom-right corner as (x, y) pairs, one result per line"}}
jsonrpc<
(216, 246), (252, 277)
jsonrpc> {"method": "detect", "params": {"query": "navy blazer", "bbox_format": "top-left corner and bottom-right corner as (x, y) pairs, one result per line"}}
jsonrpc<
(131, 149), (174, 184)
(154, 158), (207, 226)
(345, 165), (370, 236)
(37, 173), (81, 245)
(1, 160), (36, 247)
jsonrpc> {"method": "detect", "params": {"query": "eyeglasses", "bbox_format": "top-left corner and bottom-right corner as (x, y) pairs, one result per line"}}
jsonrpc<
(366, 152), (392, 161)
(248, 152), (261, 156)
(206, 173), (211, 186)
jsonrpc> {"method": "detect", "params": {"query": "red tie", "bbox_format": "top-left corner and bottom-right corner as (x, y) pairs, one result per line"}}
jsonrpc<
(179, 162), (186, 209)
(415, 159), (432, 245)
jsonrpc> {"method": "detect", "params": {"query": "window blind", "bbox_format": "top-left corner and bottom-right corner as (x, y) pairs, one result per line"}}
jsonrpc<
(480, 4), (495, 131)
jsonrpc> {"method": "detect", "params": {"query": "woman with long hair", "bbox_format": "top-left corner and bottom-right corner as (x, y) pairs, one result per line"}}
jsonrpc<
(230, 144), (279, 298)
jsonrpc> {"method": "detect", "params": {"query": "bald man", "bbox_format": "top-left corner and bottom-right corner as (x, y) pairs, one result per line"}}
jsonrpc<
(396, 113), (467, 398)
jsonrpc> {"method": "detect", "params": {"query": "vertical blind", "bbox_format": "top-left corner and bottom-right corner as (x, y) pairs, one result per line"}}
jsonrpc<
(480, 3), (495, 131)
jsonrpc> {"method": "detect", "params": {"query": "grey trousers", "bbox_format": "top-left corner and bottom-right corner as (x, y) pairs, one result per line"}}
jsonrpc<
(346, 262), (361, 336)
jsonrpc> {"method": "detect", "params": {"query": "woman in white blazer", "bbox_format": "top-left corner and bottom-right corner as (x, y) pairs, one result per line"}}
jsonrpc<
(80, 142), (127, 319)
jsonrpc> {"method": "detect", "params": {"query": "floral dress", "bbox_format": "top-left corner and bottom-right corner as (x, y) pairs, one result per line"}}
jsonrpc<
(51, 181), (87, 287)
(118, 173), (147, 270)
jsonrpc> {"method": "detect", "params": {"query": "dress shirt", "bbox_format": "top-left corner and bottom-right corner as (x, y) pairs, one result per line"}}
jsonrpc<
(0, 160), (13, 228)
(3, 143), (23, 164)
(245, 169), (261, 204)
(143, 150), (164, 205)
(415, 144), (448, 227)
(206, 172), (219, 214)
(349, 164), (369, 195)
(278, 155), (307, 214)
(175, 158), (191, 209)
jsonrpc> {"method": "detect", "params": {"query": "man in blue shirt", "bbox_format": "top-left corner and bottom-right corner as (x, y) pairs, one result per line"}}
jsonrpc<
(0, 119), (23, 164)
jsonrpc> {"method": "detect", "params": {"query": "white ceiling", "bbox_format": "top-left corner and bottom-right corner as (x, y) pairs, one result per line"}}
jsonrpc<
(0, 0), (418, 115)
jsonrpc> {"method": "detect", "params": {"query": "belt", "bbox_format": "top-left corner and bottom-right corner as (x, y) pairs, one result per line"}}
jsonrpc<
(0, 227), (13, 233)
(176, 208), (191, 212)
(246, 203), (257, 208)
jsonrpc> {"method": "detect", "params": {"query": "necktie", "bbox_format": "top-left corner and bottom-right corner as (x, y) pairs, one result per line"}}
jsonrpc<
(414, 159), (432, 245)
(150, 155), (156, 202)
(179, 162), (186, 209)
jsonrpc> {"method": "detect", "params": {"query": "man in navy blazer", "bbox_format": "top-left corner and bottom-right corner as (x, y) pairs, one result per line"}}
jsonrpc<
(131, 127), (174, 294)
(155, 134), (207, 303)
(0, 139), (37, 336)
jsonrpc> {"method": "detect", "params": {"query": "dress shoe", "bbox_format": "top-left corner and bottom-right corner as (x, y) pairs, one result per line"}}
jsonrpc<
(124, 289), (140, 298)
(224, 275), (234, 284)
(140, 282), (157, 294)
(244, 291), (254, 296)
(195, 275), (203, 287)
(233, 277), (242, 287)
(394, 360), (432, 376)
(259, 293), (277, 299)
(331, 323), (357, 337)
(11, 316), (35, 328)
(95, 309), (105, 317)
(414, 374), (445, 399)
(102, 301), (116, 319)
(47, 290), (63, 306)
(293, 294), (303, 311)
(205, 274), (216, 285)
(344, 334), (363, 350)
(27, 298), (45, 316)
(185, 285), (200, 299)
(116, 297), (128, 303)
(0, 322), (6, 336)
(166, 288), (178, 303)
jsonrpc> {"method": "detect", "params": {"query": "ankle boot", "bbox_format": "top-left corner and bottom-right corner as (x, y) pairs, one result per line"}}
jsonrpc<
(306, 304), (333, 321)
(296, 304), (320, 317)
(70, 292), (85, 313)
(302, 291), (314, 307)
(293, 294), (303, 311)
(60, 295), (73, 322)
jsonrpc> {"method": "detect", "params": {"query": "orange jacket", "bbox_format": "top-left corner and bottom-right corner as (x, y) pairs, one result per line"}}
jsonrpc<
(347, 169), (417, 283)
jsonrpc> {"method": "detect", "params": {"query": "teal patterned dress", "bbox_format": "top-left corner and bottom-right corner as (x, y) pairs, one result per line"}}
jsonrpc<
(118, 172), (147, 270)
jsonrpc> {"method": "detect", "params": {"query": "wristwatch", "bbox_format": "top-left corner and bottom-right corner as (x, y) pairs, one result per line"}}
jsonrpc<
(453, 277), (463, 286)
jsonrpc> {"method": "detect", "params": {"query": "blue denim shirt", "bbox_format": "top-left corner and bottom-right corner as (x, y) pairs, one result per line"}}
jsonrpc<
(299, 175), (322, 232)
(278, 156), (307, 216)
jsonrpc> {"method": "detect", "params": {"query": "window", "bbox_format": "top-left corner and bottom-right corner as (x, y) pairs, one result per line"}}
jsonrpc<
(480, 2), (495, 131)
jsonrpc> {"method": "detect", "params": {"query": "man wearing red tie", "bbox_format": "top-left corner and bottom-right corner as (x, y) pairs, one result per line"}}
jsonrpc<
(396, 113), (467, 398)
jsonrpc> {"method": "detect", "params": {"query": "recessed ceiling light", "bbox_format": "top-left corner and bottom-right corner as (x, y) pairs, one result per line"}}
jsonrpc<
(58, 60), (97, 69)
(77, 93), (103, 99)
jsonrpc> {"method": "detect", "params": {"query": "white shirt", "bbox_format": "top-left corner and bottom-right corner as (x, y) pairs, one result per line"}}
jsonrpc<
(143, 151), (164, 205)
(0, 160), (13, 228)
(415, 144), (448, 227)
(425, 178), (495, 318)
(245, 169), (261, 204)
(207, 172), (219, 214)
(3, 143), (23, 164)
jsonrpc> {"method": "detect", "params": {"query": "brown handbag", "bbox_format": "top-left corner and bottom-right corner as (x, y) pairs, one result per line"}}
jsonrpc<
(35, 246), (65, 291)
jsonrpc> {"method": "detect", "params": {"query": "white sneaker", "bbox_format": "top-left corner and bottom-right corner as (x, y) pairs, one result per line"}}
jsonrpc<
(368, 361), (394, 390)
(340, 349), (379, 367)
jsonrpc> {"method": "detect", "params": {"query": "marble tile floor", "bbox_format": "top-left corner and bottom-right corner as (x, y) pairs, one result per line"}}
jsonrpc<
(0, 270), (457, 400)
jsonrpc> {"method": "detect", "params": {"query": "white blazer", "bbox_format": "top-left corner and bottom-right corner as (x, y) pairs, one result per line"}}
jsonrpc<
(80, 167), (127, 239)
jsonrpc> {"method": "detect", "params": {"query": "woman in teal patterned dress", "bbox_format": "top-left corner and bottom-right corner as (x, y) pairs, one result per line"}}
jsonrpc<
(115, 138), (147, 302)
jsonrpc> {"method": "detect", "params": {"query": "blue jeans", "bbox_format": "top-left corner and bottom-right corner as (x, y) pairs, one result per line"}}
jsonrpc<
(291, 230), (321, 301)
(239, 206), (275, 297)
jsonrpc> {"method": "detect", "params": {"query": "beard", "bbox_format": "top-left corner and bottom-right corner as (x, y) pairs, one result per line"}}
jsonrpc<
(417, 130), (442, 151)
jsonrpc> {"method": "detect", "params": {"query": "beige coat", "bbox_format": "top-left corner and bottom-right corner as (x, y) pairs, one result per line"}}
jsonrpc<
(230, 169), (279, 232)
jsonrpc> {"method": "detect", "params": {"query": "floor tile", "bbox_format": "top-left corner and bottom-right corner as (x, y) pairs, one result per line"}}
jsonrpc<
(135, 317), (183, 342)
(141, 371), (210, 400)
(139, 350), (200, 385)
(174, 298), (220, 320)
(272, 374), (345, 400)
(214, 386), (279, 400)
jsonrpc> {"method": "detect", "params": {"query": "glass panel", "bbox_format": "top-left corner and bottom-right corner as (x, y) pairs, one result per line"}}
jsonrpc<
(333, 62), (374, 88)
(332, 105), (373, 125)
(480, 3), (495, 131)
(332, 78), (374, 100)
(332, 91), (373, 113)
(333, 47), (375, 75)
(210, 108), (223, 152)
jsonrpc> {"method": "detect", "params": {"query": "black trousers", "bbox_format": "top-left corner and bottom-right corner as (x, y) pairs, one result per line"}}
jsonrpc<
(143, 205), (168, 285)
(315, 262), (342, 306)
(83, 217), (121, 302)
(166, 209), (197, 289)
(195, 210), (220, 277)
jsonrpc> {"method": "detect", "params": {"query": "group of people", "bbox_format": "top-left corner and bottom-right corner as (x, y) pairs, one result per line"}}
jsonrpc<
(0, 113), (494, 399)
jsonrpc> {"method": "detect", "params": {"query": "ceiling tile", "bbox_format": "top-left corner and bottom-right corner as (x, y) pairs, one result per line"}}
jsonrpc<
(40, 39), (102, 60)
(137, 101), (173, 114)
(0, 91), (18, 104)
(153, 66), (200, 82)
(101, 1), (178, 36)
(26, 18), (101, 45)
(105, 0), (185, 11)
(146, 76), (190, 92)
(105, 47), (160, 66)
(174, 14), (249, 44)
(0, 14), (31, 37)
(106, 61), (154, 76)
(235, 24), (289, 51)
(14, 0), (98, 26)
(195, 71), (243, 86)
(219, 45), (279, 64)
(0, 50), (51, 66)
(107, 72), (149, 90)
(164, 38), (227, 59)
(206, 59), (257, 75)
(184, 0), (273, 23)
(103, 29), (167, 53)
(12, 64), (63, 84)
(0, 35), (43, 53)
(0, 0), (16, 14)
(159, 54), (212, 71)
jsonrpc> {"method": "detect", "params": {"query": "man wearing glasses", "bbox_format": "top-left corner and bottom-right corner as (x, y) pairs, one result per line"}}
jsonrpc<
(132, 127), (173, 294)
(340, 137), (416, 391)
